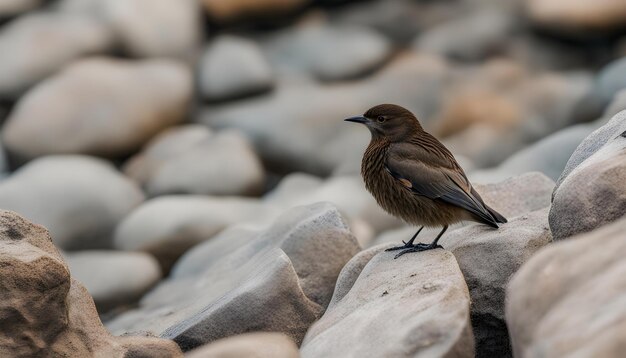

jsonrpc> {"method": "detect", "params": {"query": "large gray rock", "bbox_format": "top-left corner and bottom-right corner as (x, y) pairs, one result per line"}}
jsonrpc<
(0, 12), (113, 99)
(301, 249), (473, 358)
(186, 333), (299, 358)
(0, 210), (182, 357)
(59, 0), (201, 60)
(573, 56), (626, 122)
(66, 251), (161, 312)
(550, 110), (626, 240)
(114, 195), (278, 271)
(107, 203), (360, 350)
(0, 155), (144, 250)
(264, 23), (391, 81)
(125, 128), (264, 197)
(507, 216), (626, 358)
(2, 57), (192, 162)
(0, 0), (42, 17)
(199, 35), (274, 101)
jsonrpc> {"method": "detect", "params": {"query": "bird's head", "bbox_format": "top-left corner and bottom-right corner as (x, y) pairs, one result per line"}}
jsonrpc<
(344, 104), (423, 142)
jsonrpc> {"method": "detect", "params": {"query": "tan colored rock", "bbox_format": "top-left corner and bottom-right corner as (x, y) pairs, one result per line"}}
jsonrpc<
(526, 0), (626, 31)
(507, 216), (626, 357)
(201, 0), (309, 23)
(2, 57), (192, 161)
(185, 333), (299, 358)
(301, 249), (473, 358)
(0, 210), (182, 357)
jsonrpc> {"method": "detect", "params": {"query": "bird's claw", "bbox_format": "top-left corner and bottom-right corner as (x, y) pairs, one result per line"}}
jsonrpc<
(393, 244), (443, 259)
(385, 242), (429, 252)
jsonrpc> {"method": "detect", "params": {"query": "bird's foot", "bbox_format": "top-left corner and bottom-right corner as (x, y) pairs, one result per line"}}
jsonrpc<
(392, 243), (443, 259)
(385, 241), (429, 252)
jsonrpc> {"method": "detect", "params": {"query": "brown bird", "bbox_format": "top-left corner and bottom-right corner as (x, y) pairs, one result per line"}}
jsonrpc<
(345, 104), (507, 258)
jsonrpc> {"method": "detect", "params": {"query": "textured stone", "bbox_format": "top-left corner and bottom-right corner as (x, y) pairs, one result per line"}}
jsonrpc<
(507, 216), (626, 358)
(185, 333), (299, 358)
(0, 155), (144, 250)
(2, 58), (192, 161)
(301, 249), (473, 358)
(0, 210), (182, 357)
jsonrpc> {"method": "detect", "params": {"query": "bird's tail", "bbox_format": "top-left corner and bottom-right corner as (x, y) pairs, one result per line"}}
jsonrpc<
(486, 205), (507, 225)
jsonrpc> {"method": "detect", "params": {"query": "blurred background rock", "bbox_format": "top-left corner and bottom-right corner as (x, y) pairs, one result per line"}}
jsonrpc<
(1, 0), (626, 357)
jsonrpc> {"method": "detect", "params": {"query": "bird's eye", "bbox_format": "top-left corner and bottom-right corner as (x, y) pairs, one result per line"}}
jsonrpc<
(376, 116), (385, 123)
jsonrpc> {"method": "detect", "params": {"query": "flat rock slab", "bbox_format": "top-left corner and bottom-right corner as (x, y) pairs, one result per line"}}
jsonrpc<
(507, 216), (626, 357)
(107, 202), (360, 351)
(301, 249), (473, 358)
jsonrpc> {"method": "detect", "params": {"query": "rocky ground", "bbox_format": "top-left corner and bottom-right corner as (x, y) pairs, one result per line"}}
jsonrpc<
(1, 0), (626, 357)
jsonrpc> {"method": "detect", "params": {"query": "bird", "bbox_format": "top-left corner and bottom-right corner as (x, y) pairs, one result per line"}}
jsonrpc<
(345, 104), (507, 258)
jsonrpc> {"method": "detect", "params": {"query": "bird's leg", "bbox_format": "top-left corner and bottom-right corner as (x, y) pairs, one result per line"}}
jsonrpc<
(385, 226), (425, 251)
(393, 225), (448, 259)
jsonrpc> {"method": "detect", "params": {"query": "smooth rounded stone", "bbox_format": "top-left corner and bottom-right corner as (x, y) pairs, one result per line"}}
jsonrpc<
(301, 249), (473, 358)
(0, 12), (113, 99)
(0, 210), (182, 357)
(199, 35), (274, 101)
(506, 216), (626, 358)
(555, 110), (626, 191)
(575, 56), (626, 122)
(199, 53), (449, 175)
(0, 0), (42, 17)
(126, 128), (265, 197)
(186, 333), (299, 358)
(444, 207), (552, 358)
(0, 155), (144, 250)
(2, 57), (192, 161)
(549, 131), (626, 240)
(469, 122), (600, 183)
(0, 138), (6, 174)
(65, 251), (161, 312)
(59, 0), (201, 61)
(265, 173), (402, 238)
(200, 0), (308, 23)
(114, 195), (277, 271)
(604, 88), (626, 118)
(264, 24), (391, 81)
(414, 9), (514, 61)
(107, 203), (360, 350)
(525, 0), (626, 32)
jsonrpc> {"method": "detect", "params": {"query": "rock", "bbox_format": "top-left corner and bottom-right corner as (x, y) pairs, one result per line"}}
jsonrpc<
(200, 0), (308, 24)
(199, 35), (274, 101)
(107, 203), (360, 350)
(0, 155), (144, 250)
(301, 249), (473, 358)
(114, 195), (277, 271)
(550, 112), (626, 240)
(65, 250), (162, 312)
(2, 58), (192, 161)
(199, 53), (449, 175)
(575, 56), (626, 122)
(186, 333), (299, 358)
(0, 0), (42, 18)
(0, 12), (113, 99)
(264, 24), (391, 81)
(604, 88), (626, 118)
(125, 127), (265, 197)
(0, 210), (182, 357)
(0, 138), (6, 174)
(265, 173), (402, 240)
(415, 9), (514, 61)
(506, 216), (626, 357)
(444, 208), (552, 358)
(525, 0), (626, 32)
(469, 122), (600, 183)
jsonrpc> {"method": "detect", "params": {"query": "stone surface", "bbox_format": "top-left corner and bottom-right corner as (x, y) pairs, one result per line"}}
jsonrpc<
(114, 195), (277, 271)
(445, 208), (552, 358)
(200, 0), (309, 23)
(574, 56), (626, 122)
(525, 0), (626, 32)
(0, 0), (42, 17)
(125, 127), (264, 197)
(301, 249), (473, 358)
(66, 250), (162, 312)
(264, 24), (391, 81)
(60, 0), (201, 60)
(0, 12), (113, 99)
(0, 155), (144, 250)
(604, 88), (626, 118)
(2, 57), (192, 161)
(0, 210), (182, 357)
(107, 203), (360, 350)
(506, 216), (626, 357)
(199, 35), (274, 101)
(185, 333), (299, 358)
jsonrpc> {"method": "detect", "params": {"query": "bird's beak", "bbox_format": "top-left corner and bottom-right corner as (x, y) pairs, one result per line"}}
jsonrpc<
(344, 115), (368, 124)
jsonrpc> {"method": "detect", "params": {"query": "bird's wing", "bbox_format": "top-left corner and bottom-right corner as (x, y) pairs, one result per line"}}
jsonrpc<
(385, 142), (498, 227)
